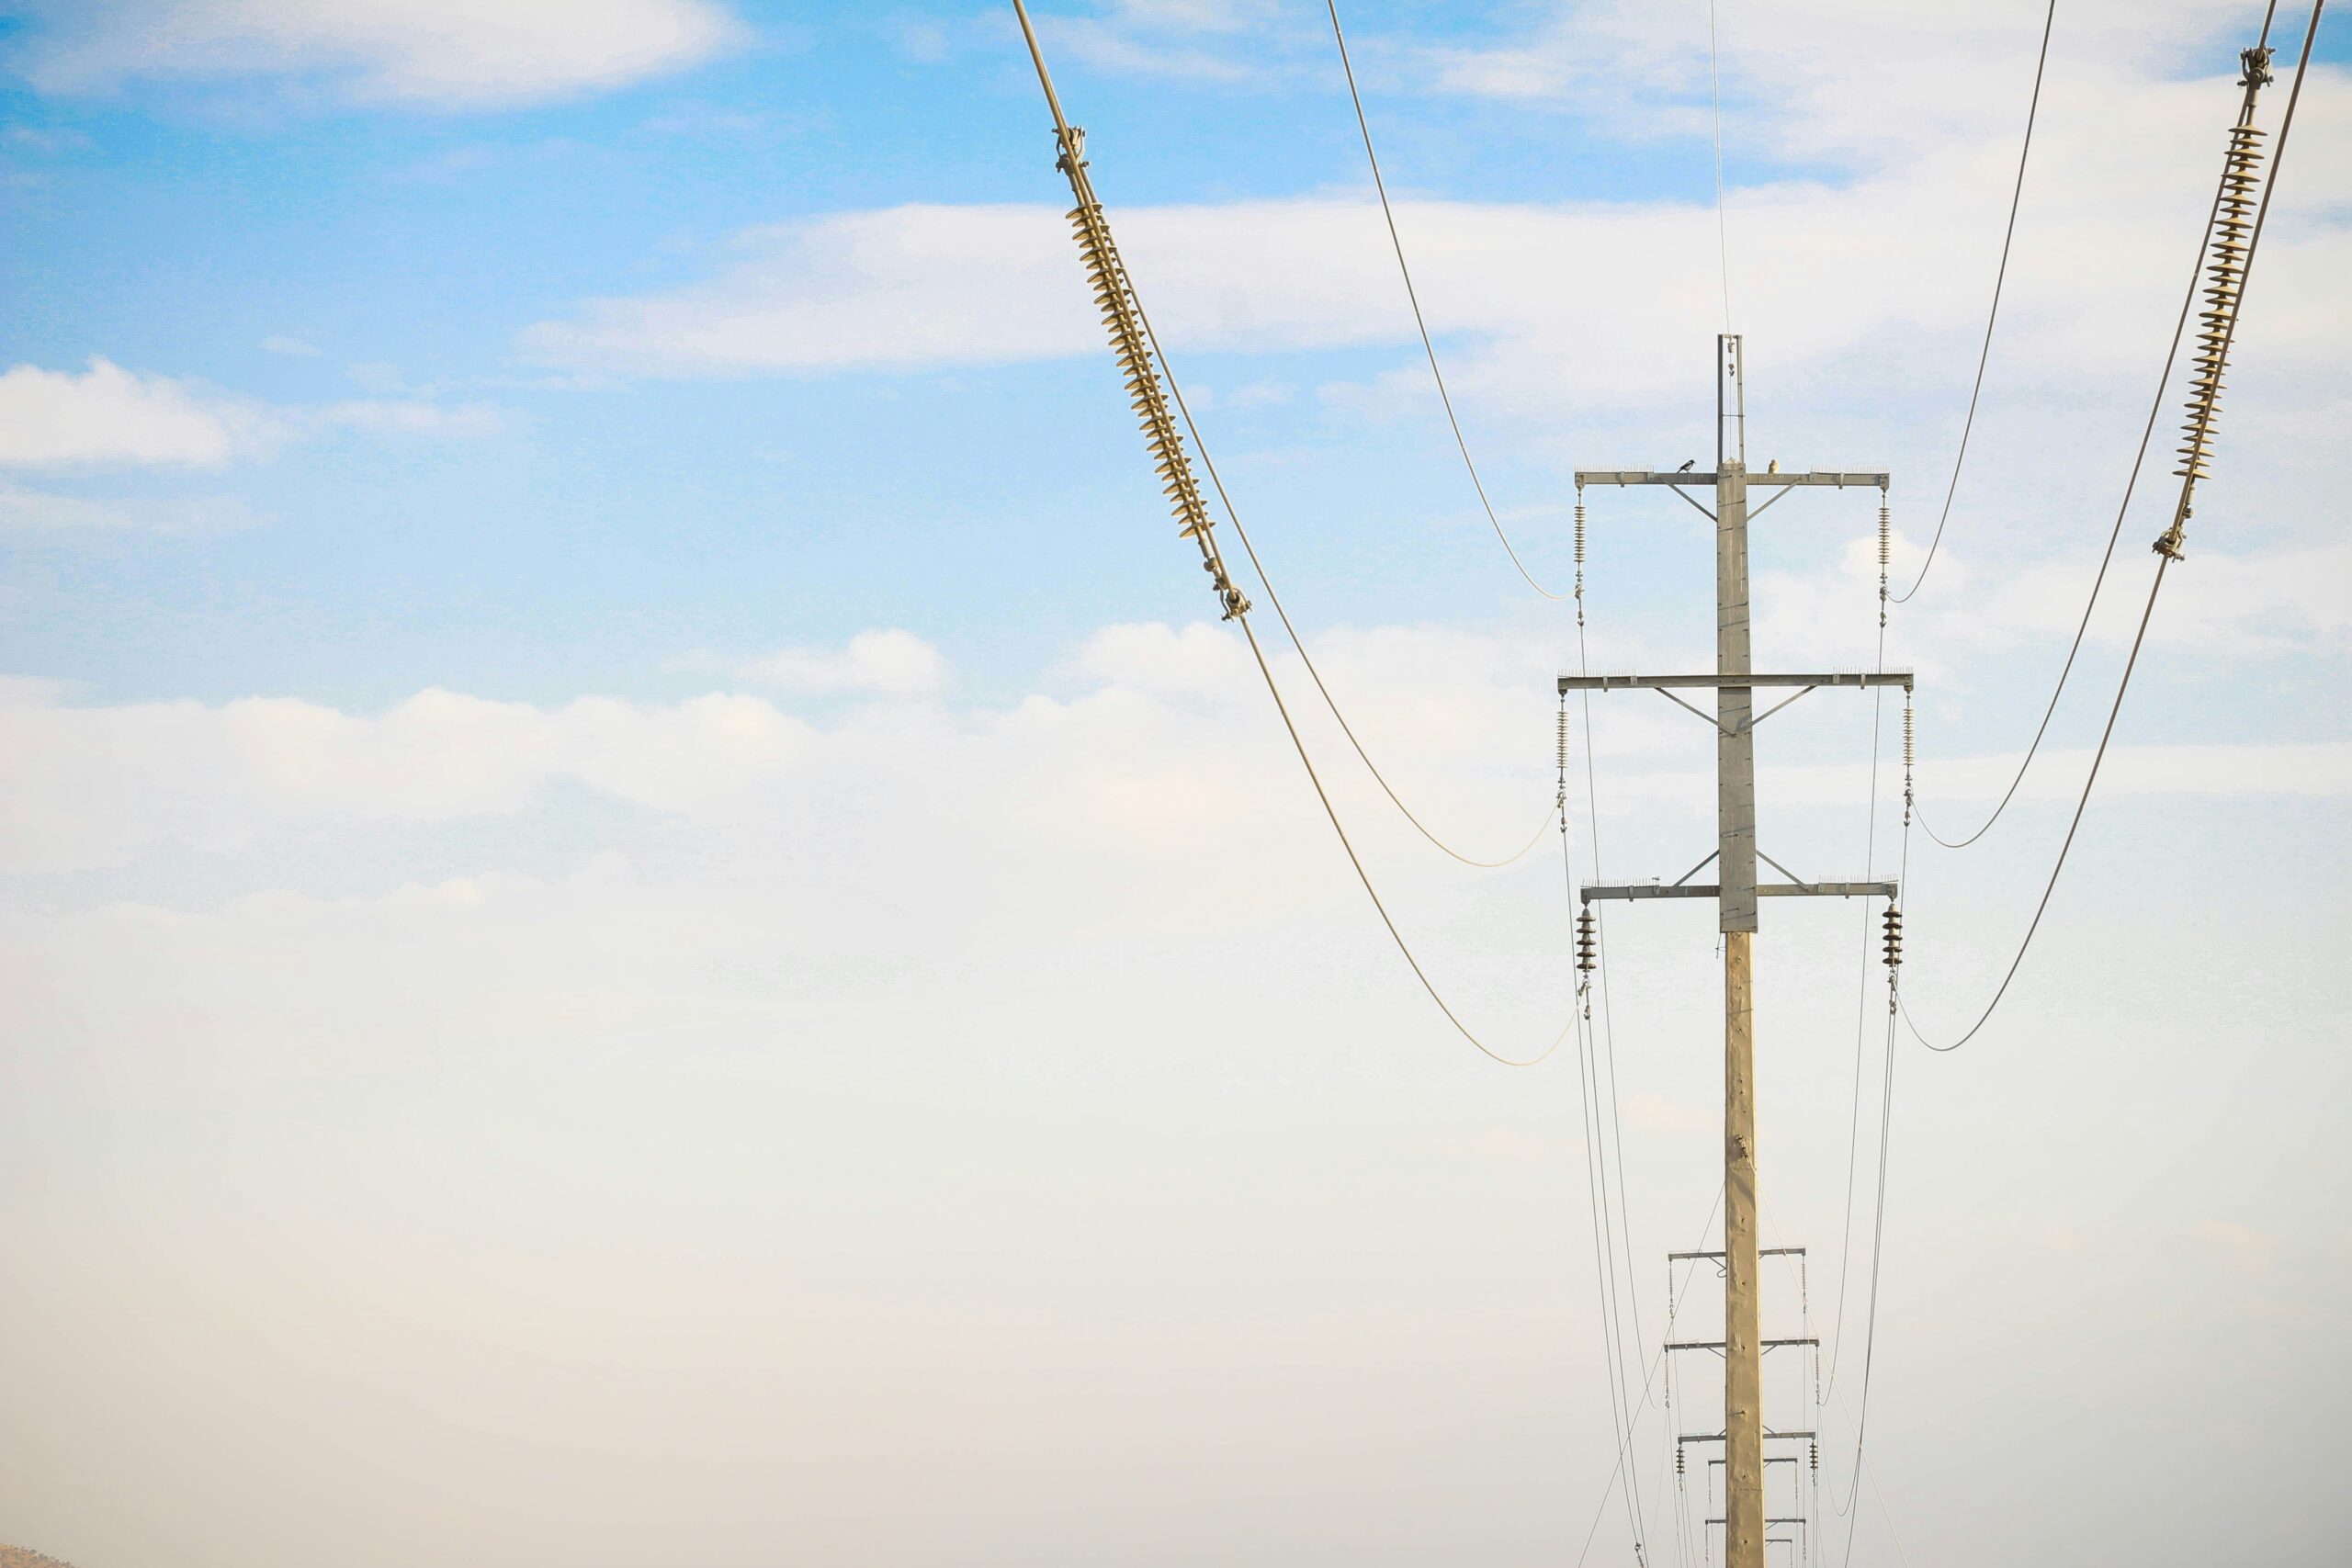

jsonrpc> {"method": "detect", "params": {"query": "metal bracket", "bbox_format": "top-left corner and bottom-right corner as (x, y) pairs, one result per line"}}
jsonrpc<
(1655, 685), (1731, 735)
(1559, 671), (1913, 694)
(1582, 881), (1896, 903)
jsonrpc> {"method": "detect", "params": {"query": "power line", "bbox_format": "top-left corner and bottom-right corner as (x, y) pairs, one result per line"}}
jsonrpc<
(1020, 0), (1565, 872)
(1823, 549), (1894, 1403)
(1560, 501), (1665, 1555)
(1888, 0), (2057, 605)
(1220, 503), (1561, 867)
(1012, 0), (1575, 1067)
(1841, 34), (2313, 1540)
(1572, 941), (1655, 1559)
(1575, 1190), (1727, 1568)
(1912, 62), (2235, 852)
(1150, 310), (1577, 1068)
(1902, 0), (2319, 1053)
(1322, 0), (1571, 602)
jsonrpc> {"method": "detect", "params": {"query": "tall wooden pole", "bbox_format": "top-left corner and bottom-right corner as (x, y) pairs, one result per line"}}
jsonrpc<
(1714, 334), (1765, 1568)
(1566, 343), (1898, 1562)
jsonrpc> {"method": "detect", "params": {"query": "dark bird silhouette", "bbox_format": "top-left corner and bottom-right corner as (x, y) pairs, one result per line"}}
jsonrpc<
(1677, 458), (1695, 472)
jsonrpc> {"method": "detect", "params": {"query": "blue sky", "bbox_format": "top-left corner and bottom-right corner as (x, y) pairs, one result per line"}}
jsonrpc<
(1, 4), (2346, 1566)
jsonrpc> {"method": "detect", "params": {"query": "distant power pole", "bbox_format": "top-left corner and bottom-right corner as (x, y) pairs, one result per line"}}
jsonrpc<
(1566, 336), (1906, 1568)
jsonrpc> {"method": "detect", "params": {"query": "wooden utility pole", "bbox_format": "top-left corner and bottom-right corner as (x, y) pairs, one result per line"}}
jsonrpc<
(1566, 336), (1904, 1568)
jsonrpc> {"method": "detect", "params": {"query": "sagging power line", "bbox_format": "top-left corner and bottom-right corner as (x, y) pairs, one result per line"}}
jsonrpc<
(1011, 0), (1574, 1066)
(1006, 6), (2319, 1567)
(1902, 6), (2320, 1054)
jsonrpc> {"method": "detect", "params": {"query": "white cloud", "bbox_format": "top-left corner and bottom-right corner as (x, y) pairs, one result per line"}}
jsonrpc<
(0, 357), (269, 467)
(0, 357), (500, 474)
(733, 629), (946, 699)
(0, 684), (813, 873)
(1950, 538), (2352, 657)
(520, 135), (2346, 421)
(4, 619), (2338, 886)
(14, 0), (745, 107)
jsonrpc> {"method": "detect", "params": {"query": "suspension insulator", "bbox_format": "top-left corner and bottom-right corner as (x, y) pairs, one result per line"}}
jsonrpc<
(1060, 180), (1249, 620)
(1677, 1443), (1686, 1477)
(1576, 908), (1598, 974)
(1882, 905), (1903, 969)
(1902, 701), (1916, 773)
(1810, 1439), (1820, 1473)
(2174, 124), (2267, 489)
(1878, 500), (1892, 626)
(2155, 46), (2275, 562)
(1557, 707), (1571, 774)
(1574, 499), (1587, 567)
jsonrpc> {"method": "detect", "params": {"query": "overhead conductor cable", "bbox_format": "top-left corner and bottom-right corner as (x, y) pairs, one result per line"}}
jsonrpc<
(1010, 0), (1571, 1067)
(1904, 5), (2319, 1051)
(1324, 0), (1570, 601)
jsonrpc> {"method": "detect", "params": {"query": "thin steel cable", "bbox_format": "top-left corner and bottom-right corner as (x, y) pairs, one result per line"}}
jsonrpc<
(1561, 539), (1653, 1556)
(1323, 0), (1570, 601)
(1216, 478), (1573, 1068)
(1572, 956), (1653, 1557)
(1560, 730), (1646, 1552)
(1913, 108), (2232, 851)
(1830, 1006), (1897, 1543)
(1222, 509), (1559, 867)
(1822, 648), (1889, 1402)
(1566, 526), (1666, 1552)
(1014, 0), (1575, 1066)
(1083, 34), (1557, 869)
(1575, 1190), (1726, 1568)
(1570, 542), (1655, 1421)
(1136, 279), (1577, 1066)
(1903, 0), (2318, 1051)
(1705, 0), (1733, 331)
(1843, 30), (2307, 1505)
(1903, 557), (2163, 1052)
(1890, 0), (2057, 604)
(1078, 23), (1559, 871)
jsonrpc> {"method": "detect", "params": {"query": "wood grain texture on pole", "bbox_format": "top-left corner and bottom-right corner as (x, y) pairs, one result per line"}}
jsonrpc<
(1724, 928), (1763, 1568)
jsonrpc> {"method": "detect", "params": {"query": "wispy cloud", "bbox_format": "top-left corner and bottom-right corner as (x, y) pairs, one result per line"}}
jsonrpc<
(0, 482), (262, 534)
(731, 629), (948, 700)
(9, 0), (746, 108)
(0, 357), (500, 470)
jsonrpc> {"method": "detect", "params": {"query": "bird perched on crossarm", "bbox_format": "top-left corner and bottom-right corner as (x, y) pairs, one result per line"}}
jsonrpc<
(1677, 458), (1695, 472)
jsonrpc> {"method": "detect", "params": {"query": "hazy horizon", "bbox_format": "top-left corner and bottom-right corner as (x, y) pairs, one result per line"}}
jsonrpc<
(2, 2), (2346, 1564)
